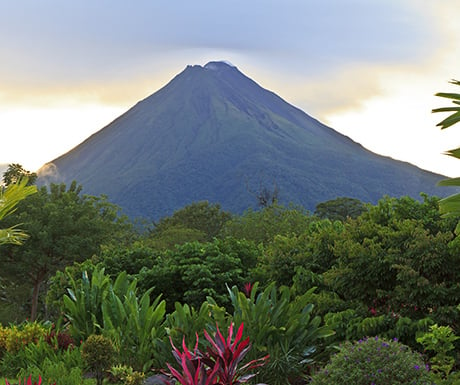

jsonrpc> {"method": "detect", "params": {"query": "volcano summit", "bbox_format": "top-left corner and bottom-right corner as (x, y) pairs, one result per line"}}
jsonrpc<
(39, 61), (450, 219)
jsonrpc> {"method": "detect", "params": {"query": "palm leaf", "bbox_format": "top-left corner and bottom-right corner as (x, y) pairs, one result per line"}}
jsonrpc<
(435, 111), (460, 129)
(439, 194), (460, 216)
(434, 92), (460, 101)
(0, 178), (37, 245)
(437, 177), (460, 187)
(443, 148), (460, 160)
(433, 80), (460, 129)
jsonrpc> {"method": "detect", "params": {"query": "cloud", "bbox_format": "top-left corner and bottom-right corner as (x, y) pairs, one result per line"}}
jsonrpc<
(0, 1), (439, 93)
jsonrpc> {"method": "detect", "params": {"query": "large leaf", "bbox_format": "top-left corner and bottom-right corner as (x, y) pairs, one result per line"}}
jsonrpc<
(437, 177), (460, 187)
(443, 148), (460, 160)
(433, 80), (460, 129)
(0, 178), (37, 245)
(433, 80), (460, 223)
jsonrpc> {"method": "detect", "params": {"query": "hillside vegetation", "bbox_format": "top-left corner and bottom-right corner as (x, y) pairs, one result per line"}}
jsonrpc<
(1, 180), (459, 383)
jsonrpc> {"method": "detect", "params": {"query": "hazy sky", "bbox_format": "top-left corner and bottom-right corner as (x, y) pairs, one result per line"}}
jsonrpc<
(1, 1), (459, 177)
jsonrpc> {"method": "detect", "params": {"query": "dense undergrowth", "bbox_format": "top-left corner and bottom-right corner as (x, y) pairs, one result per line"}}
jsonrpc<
(1, 195), (460, 384)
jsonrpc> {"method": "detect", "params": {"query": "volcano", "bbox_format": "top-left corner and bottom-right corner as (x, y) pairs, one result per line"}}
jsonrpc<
(38, 61), (451, 219)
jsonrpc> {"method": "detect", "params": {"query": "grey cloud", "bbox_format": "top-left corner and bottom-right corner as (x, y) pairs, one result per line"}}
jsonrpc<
(0, 0), (441, 100)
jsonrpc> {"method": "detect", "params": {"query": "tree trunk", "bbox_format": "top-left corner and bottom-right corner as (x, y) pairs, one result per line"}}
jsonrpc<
(30, 279), (41, 321)
(30, 269), (46, 321)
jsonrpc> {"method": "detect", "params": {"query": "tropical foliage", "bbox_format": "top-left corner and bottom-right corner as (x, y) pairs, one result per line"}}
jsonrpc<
(433, 79), (460, 227)
(0, 177), (36, 246)
(2, 161), (460, 383)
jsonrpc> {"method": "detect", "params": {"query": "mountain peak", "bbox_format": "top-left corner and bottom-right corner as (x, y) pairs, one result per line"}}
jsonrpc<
(204, 60), (237, 70)
(41, 62), (451, 220)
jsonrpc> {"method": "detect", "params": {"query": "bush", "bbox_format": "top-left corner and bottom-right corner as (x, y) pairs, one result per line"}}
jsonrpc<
(223, 283), (333, 385)
(0, 336), (83, 379)
(108, 364), (145, 385)
(18, 359), (82, 385)
(2, 322), (46, 354)
(309, 336), (432, 384)
(81, 334), (115, 385)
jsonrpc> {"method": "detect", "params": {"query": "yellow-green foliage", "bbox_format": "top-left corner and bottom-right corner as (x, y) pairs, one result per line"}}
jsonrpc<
(108, 364), (145, 385)
(1, 322), (46, 354)
(0, 326), (8, 354)
(125, 370), (145, 385)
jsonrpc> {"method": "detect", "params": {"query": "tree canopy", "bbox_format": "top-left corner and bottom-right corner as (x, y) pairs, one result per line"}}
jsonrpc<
(0, 181), (129, 321)
(2, 163), (37, 186)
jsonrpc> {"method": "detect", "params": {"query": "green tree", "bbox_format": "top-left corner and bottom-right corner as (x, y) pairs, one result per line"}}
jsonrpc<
(432, 79), (460, 226)
(0, 181), (127, 321)
(2, 163), (37, 186)
(315, 197), (367, 221)
(256, 219), (344, 287)
(0, 178), (37, 322)
(221, 203), (313, 245)
(151, 201), (232, 243)
(137, 237), (260, 311)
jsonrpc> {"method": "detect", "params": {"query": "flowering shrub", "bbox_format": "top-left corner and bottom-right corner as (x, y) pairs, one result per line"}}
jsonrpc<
(309, 336), (432, 384)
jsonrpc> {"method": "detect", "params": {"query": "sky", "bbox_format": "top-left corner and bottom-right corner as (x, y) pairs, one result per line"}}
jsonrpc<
(1, 0), (459, 177)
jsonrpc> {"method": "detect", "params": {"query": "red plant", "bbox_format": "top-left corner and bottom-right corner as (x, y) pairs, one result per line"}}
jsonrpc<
(45, 330), (74, 350)
(4, 375), (52, 385)
(163, 323), (269, 385)
(242, 283), (253, 298)
(203, 323), (269, 384)
(165, 334), (219, 385)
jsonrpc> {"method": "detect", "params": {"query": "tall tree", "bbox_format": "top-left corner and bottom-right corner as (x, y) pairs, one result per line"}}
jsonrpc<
(151, 201), (232, 242)
(0, 181), (127, 321)
(432, 79), (460, 228)
(315, 197), (367, 221)
(2, 163), (37, 186)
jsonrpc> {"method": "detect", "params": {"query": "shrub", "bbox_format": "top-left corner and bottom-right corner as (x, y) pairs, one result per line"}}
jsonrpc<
(81, 334), (115, 385)
(309, 336), (432, 384)
(108, 364), (144, 385)
(223, 282), (333, 384)
(45, 329), (75, 351)
(0, 336), (83, 379)
(417, 324), (459, 380)
(18, 359), (81, 385)
(3, 322), (46, 354)
(125, 370), (145, 385)
(163, 323), (268, 385)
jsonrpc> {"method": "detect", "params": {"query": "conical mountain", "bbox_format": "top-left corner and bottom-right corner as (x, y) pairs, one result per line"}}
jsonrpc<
(39, 61), (452, 219)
